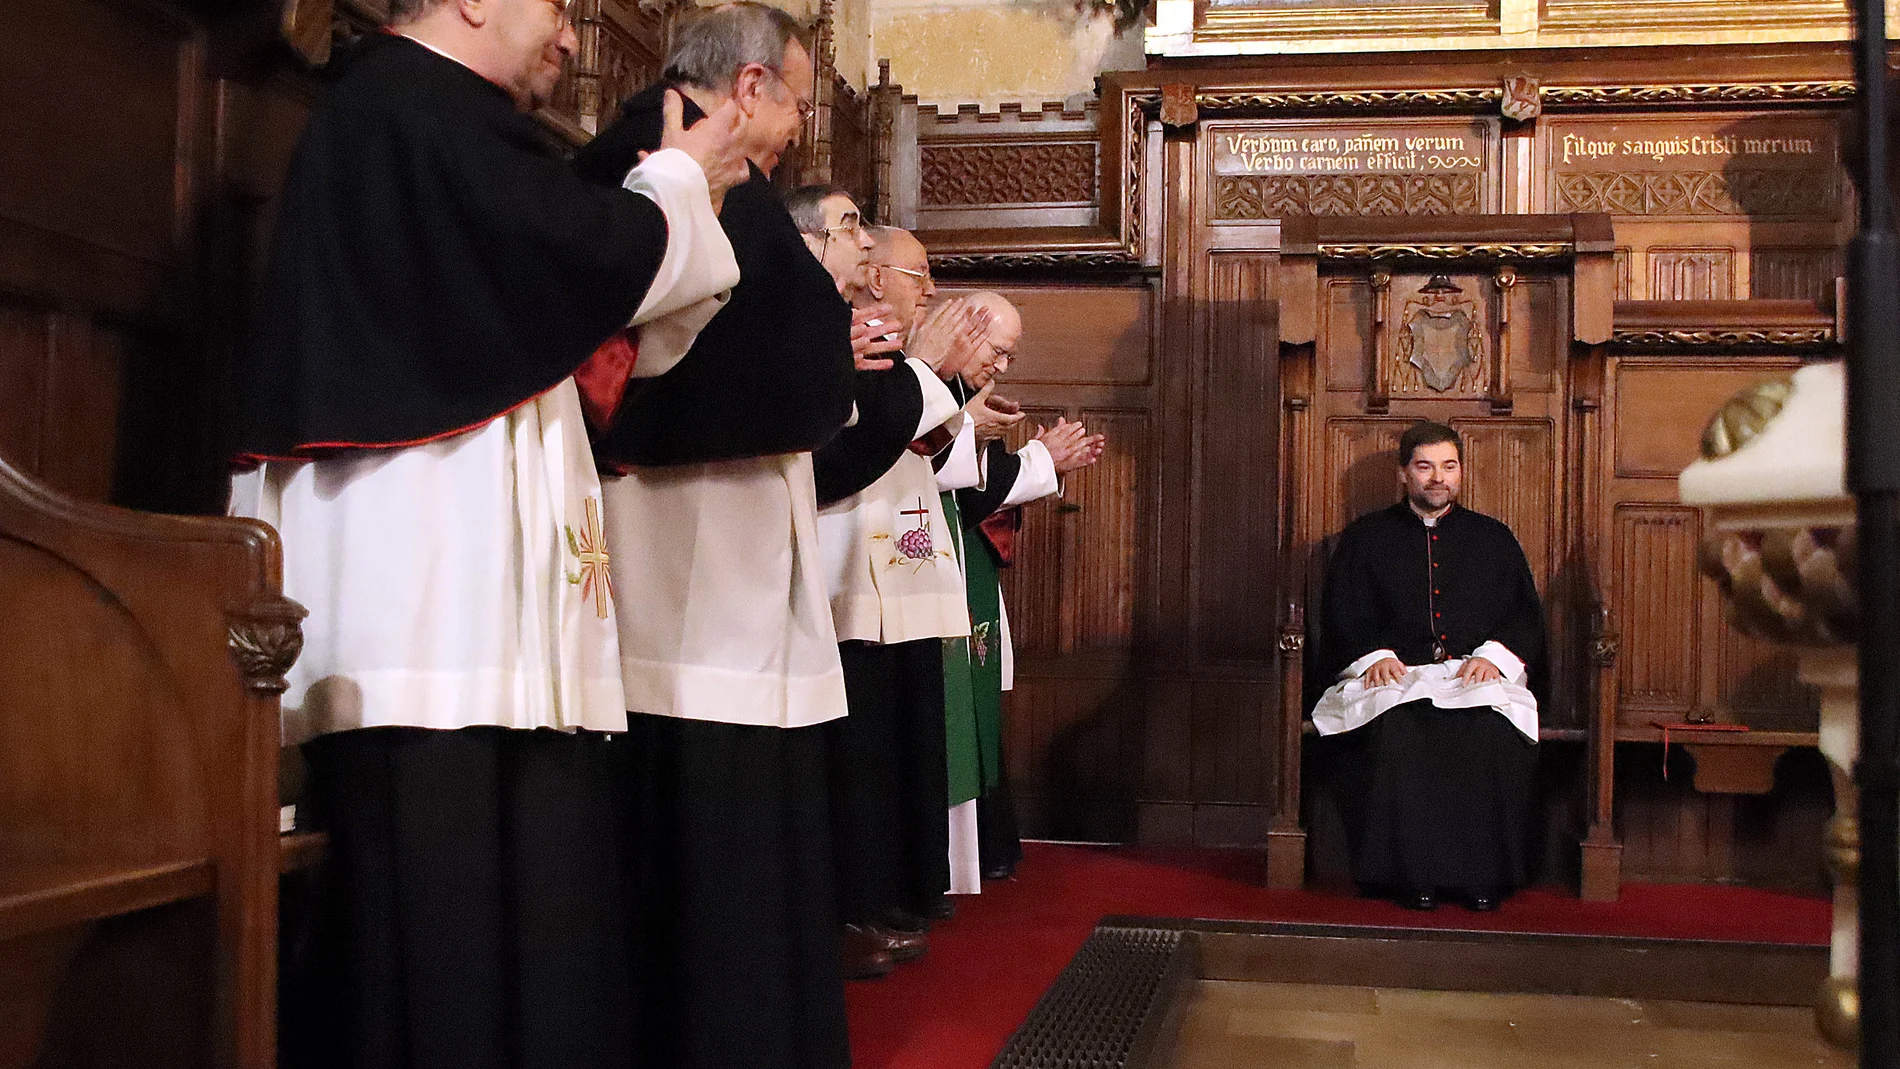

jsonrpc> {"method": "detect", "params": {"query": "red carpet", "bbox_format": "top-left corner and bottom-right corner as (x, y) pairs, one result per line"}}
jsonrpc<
(844, 842), (1832, 1069)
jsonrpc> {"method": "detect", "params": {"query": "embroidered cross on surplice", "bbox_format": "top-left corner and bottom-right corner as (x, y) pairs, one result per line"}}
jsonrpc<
(566, 496), (613, 619)
(896, 497), (934, 561)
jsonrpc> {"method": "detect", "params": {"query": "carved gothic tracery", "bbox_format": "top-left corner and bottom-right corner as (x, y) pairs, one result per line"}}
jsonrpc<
(1215, 174), (1480, 219)
(920, 143), (1099, 207)
(1554, 170), (1840, 219)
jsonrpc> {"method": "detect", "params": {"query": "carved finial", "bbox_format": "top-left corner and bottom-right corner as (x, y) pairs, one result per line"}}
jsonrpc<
(227, 595), (309, 697)
(878, 58), (891, 90)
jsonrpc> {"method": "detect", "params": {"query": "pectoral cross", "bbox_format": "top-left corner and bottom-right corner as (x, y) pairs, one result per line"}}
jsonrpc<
(567, 496), (613, 620)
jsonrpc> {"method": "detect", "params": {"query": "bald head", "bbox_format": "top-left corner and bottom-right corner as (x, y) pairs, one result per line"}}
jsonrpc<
(961, 290), (1021, 391)
(861, 226), (935, 329)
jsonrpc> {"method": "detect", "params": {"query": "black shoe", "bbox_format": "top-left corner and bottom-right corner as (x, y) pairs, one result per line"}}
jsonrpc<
(922, 895), (956, 921)
(1398, 889), (1437, 911)
(982, 860), (1016, 881)
(880, 908), (929, 934)
(1465, 891), (1502, 912)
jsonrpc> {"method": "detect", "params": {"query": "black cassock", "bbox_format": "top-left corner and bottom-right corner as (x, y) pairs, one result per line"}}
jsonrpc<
(813, 358), (958, 927)
(575, 85), (857, 1069)
(229, 34), (669, 462)
(1316, 502), (1544, 899)
(254, 35), (681, 1069)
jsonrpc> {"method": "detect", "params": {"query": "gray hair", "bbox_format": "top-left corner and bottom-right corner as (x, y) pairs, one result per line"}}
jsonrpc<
(785, 184), (855, 235)
(663, 3), (808, 91)
(384, 0), (447, 25)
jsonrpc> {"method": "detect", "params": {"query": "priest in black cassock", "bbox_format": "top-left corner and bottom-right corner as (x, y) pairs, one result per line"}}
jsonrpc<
(1312, 420), (1543, 913)
(573, 8), (859, 1069)
(224, 0), (748, 1065)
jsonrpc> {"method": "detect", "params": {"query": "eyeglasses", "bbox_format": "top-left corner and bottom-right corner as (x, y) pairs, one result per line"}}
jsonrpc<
(762, 66), (816, 122)
(817, 212), (863, 238)
(873, 263), (931, 284)
(984, 340), (1014, 361)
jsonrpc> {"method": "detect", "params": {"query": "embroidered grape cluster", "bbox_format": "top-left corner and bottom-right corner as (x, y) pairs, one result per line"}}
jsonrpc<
(897, 526), (934, 560)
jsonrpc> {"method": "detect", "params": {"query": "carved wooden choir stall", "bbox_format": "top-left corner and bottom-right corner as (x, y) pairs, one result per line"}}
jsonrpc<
(0, 3), (1874, 1063)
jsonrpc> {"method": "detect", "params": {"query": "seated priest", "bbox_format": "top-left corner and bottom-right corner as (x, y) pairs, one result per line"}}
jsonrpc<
(1311, 420), (1542, 913)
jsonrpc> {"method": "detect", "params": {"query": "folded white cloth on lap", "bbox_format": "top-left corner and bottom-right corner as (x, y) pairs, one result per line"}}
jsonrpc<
(1312, 658), (1538, 742)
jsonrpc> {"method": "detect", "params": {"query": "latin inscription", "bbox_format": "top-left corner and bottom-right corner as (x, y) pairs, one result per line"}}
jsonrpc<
(1558, 132), (1821, 166)
(1548, 117), (1838, 173)
(1214, 122), (1489, 176)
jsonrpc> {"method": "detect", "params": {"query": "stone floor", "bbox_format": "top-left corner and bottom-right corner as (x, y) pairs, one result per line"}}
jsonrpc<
(1163, 980), (1848, 1069)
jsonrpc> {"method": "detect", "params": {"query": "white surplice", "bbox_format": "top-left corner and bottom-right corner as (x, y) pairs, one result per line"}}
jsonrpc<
(232, 148), (737, 743)
(602, 449), (851, 729)
(817, 359), (967, 645)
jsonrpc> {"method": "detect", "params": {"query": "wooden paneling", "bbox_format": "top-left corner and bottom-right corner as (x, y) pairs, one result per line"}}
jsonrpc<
(1616, 746), (1833, 892)
(1750, 248), (1841, 300)
(1003, 288), (1151, 386)
(1715, 616), (1819, 729)
(1648, 248), (1735, 300)
(1450, 418), (1555, 590)
(1321, 279), (1372, 392)
(1518, 277), (1568, 386)
(1005, 675), (1141, 842)
(997, 405), (1068, 659)
(0, 0), (196, 508)
(1194, 254), (1280, 664)
(0, 0), (187, 277)
(1072, 410), (1148, 652)
(1613, 363), (1794, 478)
(1190, 679), (1273, 807)
(1322, 417), (1407, 535)
(1612, 504), (1700, 718)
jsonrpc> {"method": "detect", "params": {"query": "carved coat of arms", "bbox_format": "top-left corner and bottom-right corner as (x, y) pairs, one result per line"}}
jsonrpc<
(1397, 275), (1485, 392)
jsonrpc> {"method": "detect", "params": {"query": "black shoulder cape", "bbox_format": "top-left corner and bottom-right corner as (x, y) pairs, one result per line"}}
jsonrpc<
(1313, 502), (1546, 713)
(811, 361), (927, 506)
(574, 84), (855, 466)
(228, 34), (671, 463)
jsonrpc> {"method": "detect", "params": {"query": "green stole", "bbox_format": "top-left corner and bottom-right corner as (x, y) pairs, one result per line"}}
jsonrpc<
(941, 490), (981, 806)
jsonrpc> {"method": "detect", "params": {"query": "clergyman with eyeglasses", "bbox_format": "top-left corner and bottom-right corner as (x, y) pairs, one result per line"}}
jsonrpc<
(571, 7), (864, 1069)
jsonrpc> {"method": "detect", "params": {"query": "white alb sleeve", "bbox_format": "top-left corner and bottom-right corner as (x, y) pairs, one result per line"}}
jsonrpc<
(935, 415), (980, 491)
(1470, 640), (1526, 684)
(1001, 439), (1060, 507)
(622, 148), (740, 379)
(1342, 649), (1400, 681)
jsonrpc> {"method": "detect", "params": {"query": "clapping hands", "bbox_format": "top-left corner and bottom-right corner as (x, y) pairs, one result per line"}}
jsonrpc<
(966, 382), (1025, 444)
(850, 305), (904, 371)
(907, 298), (990, 381)
(1035, 417), (1105, 474)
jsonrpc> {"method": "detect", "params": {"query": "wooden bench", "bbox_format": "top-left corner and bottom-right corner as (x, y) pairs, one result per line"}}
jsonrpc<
(0, 454), (304, 1069)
